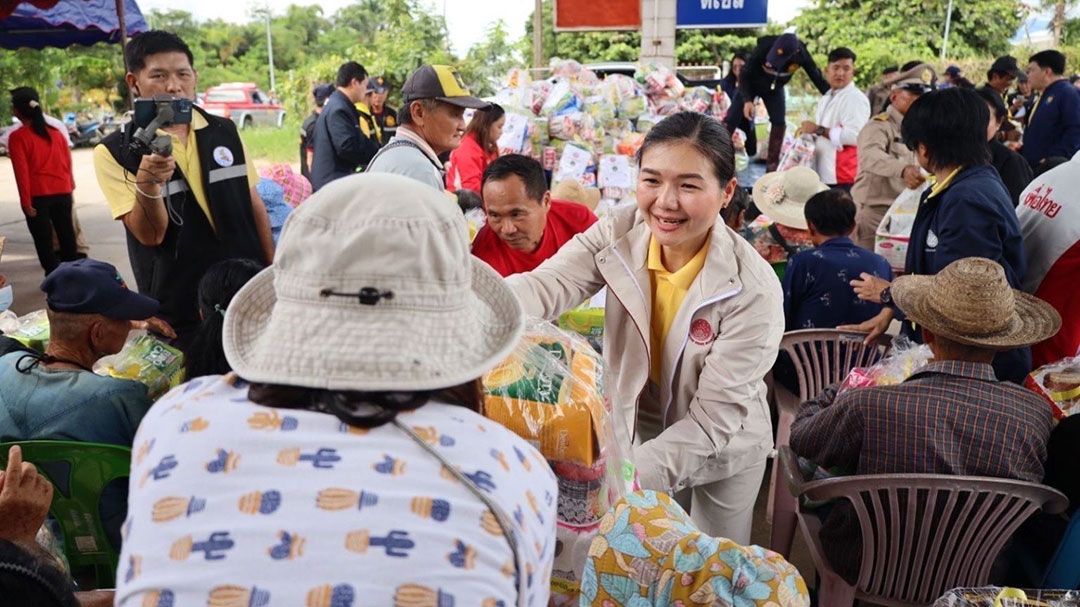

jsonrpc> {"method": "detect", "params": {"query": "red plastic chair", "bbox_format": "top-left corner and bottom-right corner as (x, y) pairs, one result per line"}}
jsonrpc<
(779, 446), (1069, 606)
(767, 329), (892, 557)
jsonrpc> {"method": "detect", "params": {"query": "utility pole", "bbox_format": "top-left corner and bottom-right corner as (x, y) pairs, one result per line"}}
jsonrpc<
(264, 9), (276, 92)
(533, 0), (544, 69)
(941, 0), (954, 61)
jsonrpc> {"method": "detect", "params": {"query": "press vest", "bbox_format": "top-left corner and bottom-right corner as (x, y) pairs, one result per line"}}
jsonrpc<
(100, 107), (263, 332)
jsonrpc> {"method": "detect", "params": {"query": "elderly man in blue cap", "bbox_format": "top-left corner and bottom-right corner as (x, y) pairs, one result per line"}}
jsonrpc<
(724, 32), (830, 171)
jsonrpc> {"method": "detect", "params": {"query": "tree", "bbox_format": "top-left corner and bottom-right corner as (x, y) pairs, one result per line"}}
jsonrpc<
(460, 21), (523, 96)
(793, 0), (1026, 86)
(1045, 0), (1079, 45)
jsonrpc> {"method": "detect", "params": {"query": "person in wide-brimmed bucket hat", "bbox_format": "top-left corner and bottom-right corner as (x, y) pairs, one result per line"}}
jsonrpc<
(114, 173), (559, 607)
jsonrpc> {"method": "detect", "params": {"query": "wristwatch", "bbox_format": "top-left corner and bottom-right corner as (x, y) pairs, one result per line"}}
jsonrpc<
(815, 125), (827, 137)
(880, 287), (893, 305)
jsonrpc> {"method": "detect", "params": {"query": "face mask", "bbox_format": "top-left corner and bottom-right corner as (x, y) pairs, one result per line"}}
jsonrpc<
(0, 285), (13, 313)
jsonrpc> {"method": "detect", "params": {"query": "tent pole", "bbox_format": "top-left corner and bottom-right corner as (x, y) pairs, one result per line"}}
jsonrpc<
(116, 0), (131, 109)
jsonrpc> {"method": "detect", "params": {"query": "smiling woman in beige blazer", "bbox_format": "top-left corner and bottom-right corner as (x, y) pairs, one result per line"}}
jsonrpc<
(508, 112), (784, 542)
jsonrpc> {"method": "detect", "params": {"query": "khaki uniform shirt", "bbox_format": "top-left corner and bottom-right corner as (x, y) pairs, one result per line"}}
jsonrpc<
(851, 105), (915, 211)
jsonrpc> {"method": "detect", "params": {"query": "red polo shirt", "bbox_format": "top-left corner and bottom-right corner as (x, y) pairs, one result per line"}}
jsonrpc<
(472, 199), (597, 277)
(9, 125), (74, 212)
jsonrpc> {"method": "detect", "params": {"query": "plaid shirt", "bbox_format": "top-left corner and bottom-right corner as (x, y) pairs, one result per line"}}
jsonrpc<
(790, 360), (1053, 583)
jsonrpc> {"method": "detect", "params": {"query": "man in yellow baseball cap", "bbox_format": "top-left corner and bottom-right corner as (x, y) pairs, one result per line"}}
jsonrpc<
(366, 65), (490, 191)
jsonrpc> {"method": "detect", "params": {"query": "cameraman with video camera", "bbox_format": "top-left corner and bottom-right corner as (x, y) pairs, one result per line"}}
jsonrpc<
(93, 31), (273, 346)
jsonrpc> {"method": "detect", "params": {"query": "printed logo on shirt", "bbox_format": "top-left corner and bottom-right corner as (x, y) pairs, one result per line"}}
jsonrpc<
(1022, 185), (1063, 219)
(213, 146), (234, 167)
(689, 318), (716, 345)
(926, 229), (939, 250)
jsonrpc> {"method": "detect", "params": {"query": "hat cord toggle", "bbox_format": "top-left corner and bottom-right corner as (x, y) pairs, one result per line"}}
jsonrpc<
(319, 287), (395, 306)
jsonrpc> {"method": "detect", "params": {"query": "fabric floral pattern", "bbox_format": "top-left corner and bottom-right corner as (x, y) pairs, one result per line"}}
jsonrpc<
(579, 490), (809, 607)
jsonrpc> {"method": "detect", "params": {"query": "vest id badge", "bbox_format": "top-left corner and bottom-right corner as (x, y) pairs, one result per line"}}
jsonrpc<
(213, 146), (235, 167)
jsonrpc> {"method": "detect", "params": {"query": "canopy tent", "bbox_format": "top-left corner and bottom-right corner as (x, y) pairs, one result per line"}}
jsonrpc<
(0, 0), (146, 50)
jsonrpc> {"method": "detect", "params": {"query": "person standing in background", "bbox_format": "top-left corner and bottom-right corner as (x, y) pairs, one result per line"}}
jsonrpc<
(1022, 50), (1080, 171)
(299, 84), (332, 180)
(310, 61), (379, 191)
(798, 47), (871, 190)
(7, 86), (77, 275)
(446, 103), (505, 194)
(368, 76), (398, 140)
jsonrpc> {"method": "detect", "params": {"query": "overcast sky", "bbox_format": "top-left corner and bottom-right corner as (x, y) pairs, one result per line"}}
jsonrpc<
(138, 0), (812, 55)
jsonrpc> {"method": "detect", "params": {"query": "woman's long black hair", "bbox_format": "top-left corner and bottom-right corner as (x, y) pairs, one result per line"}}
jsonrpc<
(10, 87), (50, 140)
(184, 258), (264, 380)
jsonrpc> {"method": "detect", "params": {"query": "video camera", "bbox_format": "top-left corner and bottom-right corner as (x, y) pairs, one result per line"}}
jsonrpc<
(128, 96), (193, 158)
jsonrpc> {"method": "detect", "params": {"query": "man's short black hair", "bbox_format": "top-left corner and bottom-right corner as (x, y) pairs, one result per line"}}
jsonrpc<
(975, 86), (1008, 122)
(1029, 50), (1067, 76)
(827, 47), (857, 64)
(482, 154), (548, 202)
(804, 189), (856, 237)
(125, 30), (194, 73)
(336, 62), (368, 88)
(901, 87), (991, 171)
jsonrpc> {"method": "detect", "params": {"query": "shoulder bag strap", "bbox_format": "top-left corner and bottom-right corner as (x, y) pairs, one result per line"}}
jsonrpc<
(392, 419), (529, 607)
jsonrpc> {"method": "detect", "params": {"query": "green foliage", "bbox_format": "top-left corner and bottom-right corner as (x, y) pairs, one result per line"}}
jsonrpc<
(793, 0), (1026, 87)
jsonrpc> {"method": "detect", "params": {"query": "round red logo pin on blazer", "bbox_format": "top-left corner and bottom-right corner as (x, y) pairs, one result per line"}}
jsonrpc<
(690, 319), (716, 345)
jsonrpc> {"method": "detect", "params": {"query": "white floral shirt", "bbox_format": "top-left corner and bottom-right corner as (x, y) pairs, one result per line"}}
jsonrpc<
(116, 374), (557, 607)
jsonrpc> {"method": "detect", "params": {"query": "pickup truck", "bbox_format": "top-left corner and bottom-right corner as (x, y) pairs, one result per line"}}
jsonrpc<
(201, 83), (286, 129)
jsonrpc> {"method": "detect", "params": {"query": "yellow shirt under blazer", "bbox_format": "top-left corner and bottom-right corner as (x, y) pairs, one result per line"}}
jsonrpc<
(508, 205), (784, 493)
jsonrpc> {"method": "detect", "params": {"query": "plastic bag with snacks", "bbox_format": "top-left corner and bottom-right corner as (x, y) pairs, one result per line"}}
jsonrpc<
(481, 321), (635, 605)
(777, 134), (817, 172)
(839, 336), (933, 392)
(934, 587), (1080, 606)
(95, 334), (185, 400)
(1025, 356), (1080, 420)
(6, 309), (50, 352)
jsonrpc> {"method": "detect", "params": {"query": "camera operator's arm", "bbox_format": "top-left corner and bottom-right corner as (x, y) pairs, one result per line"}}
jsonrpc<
(93, 145), (174, 246)
(249, 185), (275, 265)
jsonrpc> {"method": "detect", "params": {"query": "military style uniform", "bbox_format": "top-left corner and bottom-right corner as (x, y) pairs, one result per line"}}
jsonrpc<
(850, 105), (915, 248)
(850, 63), (936, 249)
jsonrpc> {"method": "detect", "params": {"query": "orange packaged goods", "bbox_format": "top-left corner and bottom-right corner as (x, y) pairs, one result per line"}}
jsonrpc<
(483, 329), (606, 467)
(1025, 356), (1080, 420)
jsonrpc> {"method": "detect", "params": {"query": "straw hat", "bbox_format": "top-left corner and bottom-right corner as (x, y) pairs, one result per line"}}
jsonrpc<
(892, 257), (1061, 350)
(551, 179), (601, 211)
(751, 166), (827, 230)
(223, 173), (525, 391)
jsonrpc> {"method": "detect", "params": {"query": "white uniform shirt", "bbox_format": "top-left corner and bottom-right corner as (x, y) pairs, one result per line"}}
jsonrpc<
(115, 374), (557, 607)
(813, 82), (871, 185)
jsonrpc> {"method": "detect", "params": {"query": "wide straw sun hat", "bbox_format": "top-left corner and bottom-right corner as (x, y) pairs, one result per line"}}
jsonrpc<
(891, 257), (1061, 350)
(223, 173), (525, 391)
(751, 166), (828, 230)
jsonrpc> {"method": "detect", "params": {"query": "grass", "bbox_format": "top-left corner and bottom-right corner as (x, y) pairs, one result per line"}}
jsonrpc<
(239, 118), (302, 166)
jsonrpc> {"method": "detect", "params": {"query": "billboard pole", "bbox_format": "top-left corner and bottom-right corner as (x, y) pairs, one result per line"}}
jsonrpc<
(533, 0), (543, 69)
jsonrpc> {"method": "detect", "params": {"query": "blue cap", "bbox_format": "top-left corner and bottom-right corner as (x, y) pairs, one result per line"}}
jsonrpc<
(41, 259), (159, 321)
(945, 65), (962, 77)
(765, 34), (803, 74)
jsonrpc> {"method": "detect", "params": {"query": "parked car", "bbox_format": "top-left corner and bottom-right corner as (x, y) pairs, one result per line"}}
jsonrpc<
(201, 83), (285, 129)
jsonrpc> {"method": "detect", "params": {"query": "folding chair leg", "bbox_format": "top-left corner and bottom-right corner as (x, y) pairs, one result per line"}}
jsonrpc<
(769, 506), (798, 558)
(818, 571), (856, 607)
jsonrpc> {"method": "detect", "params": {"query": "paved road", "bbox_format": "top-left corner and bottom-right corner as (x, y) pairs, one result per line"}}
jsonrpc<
(1, 148), (133, 316)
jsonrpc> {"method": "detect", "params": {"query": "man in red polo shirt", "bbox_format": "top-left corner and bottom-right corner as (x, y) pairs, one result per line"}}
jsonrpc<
(473, 154), (597, 277)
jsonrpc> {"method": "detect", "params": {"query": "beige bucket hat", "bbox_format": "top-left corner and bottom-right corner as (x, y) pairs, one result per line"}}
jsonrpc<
(892, 257), (1061, 350)
(751, 165), (828, 230)
(223, 173), (525, 391)
(551, 179), (602, 211)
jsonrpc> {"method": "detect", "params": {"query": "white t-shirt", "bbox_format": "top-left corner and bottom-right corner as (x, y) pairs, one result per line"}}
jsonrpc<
(813, 82), (871, 184)
(116, 374), (557, 607)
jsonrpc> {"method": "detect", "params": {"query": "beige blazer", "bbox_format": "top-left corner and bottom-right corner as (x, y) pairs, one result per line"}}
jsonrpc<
(508, 205), (783, 491)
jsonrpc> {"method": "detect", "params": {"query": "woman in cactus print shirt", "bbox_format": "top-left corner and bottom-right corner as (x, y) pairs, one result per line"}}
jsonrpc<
(115, 374), (557, 607)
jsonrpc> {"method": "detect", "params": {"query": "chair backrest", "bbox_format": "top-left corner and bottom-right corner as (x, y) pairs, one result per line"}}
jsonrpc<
(802, 472), (1069, 606)
(780, 329), (892, 403)
(0, 440), (131, 589)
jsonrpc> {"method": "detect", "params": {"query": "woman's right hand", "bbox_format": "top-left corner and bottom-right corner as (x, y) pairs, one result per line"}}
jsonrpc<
(838, 308), (894, 345)
(743, 101), (756, 121)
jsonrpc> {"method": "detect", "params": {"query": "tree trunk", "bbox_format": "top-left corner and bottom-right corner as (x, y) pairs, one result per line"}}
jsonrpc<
(1053, 0), (1066, 46)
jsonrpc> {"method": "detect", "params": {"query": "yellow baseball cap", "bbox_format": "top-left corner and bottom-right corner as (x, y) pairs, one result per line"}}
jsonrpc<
(401, 65), (490, 109)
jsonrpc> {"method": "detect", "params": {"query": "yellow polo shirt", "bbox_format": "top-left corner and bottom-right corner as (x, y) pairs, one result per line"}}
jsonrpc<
(647, 235), (709, 382)
(93, 111), (258, 230)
